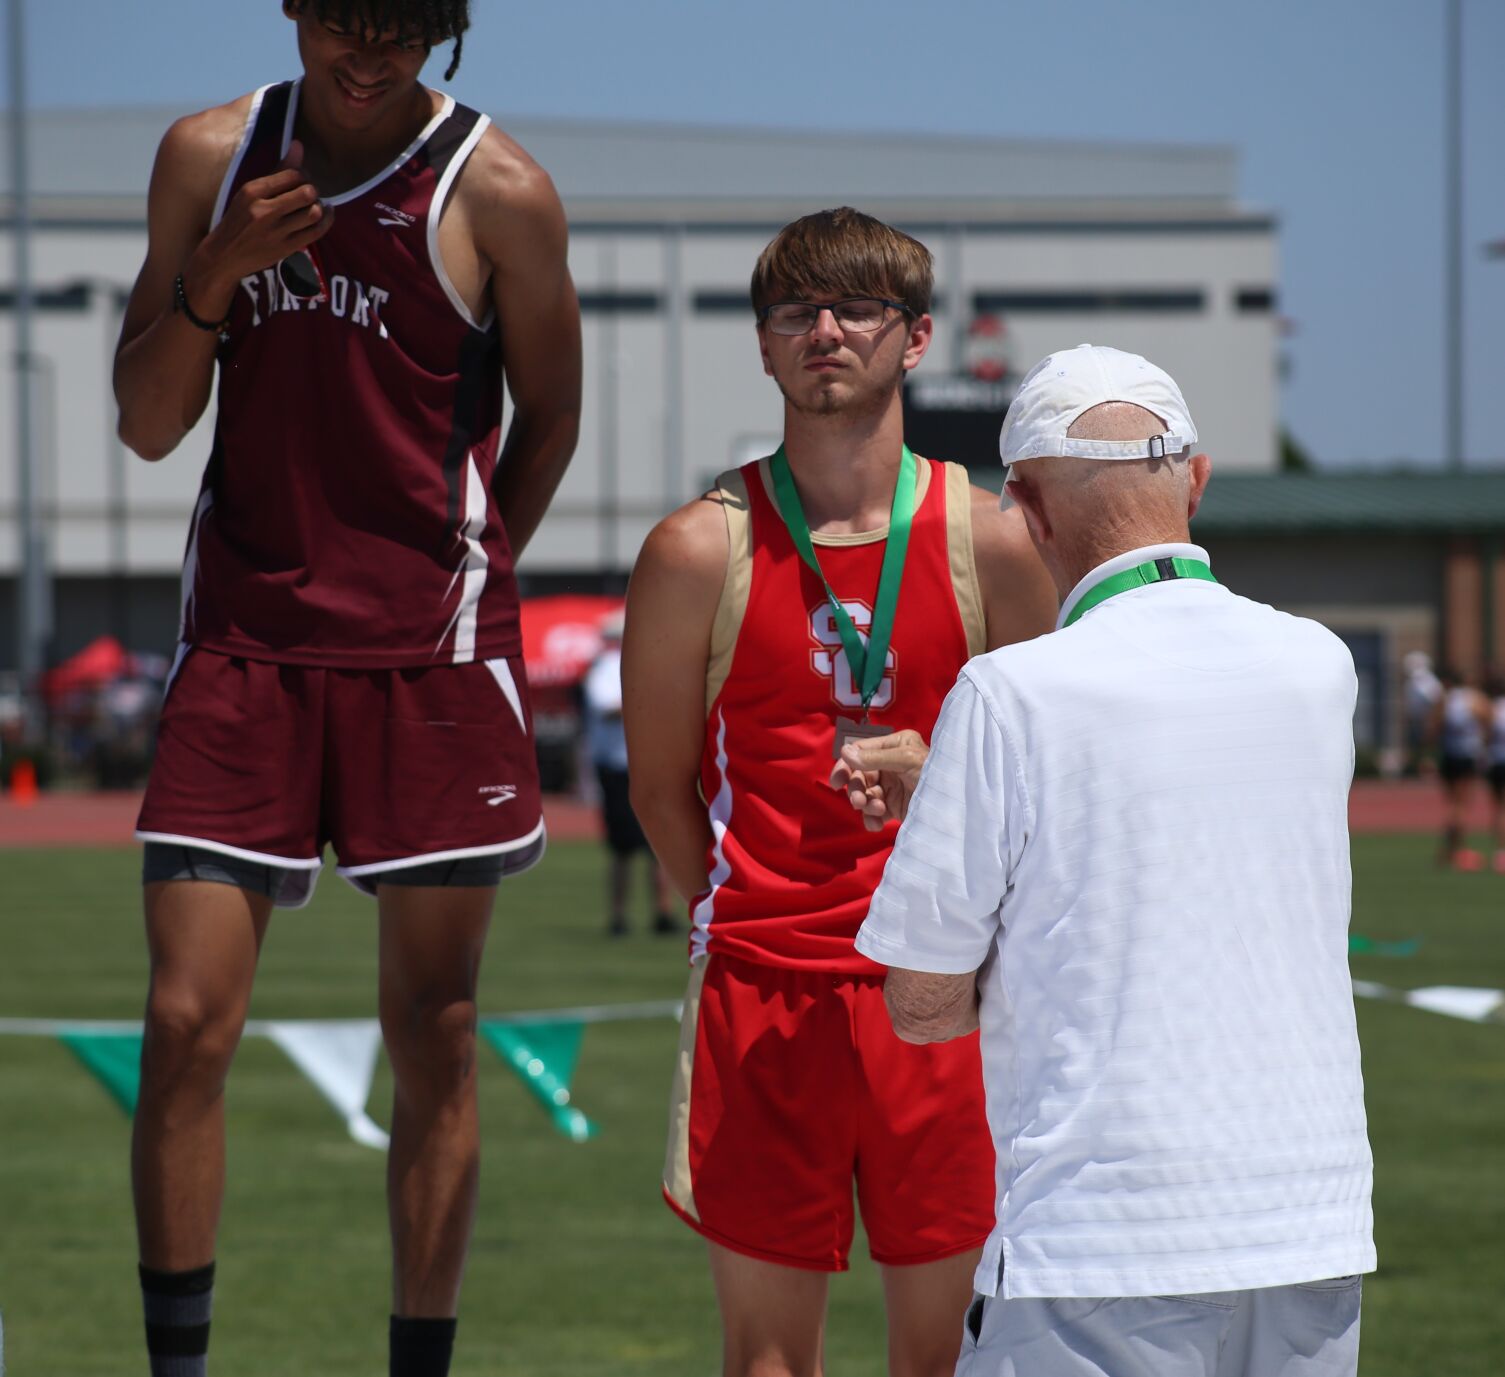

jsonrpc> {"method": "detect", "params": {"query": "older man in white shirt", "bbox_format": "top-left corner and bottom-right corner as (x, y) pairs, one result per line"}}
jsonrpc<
(838, 345), (1375, 1377)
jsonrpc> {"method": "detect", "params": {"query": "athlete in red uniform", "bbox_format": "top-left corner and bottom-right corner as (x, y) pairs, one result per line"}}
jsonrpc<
(623, 208), (1056, 1377)
(112, 6), (580, 1375)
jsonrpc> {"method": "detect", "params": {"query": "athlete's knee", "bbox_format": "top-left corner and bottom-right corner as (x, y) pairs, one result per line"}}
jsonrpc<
(720, 1319), (825, 1377)
(140, 986), (245, 1097)
(884, 1300), (972, 1377)
(723, 1348), (821, 1377)
(888, 1339), (964, 1377)
(381, 991), (478, 1098)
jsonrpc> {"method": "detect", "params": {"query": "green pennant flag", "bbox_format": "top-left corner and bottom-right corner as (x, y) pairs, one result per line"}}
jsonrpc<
(1349, 934), (1421, 957)
(60, 1031), (143, 1115)
(480, 1020), (597, 1142)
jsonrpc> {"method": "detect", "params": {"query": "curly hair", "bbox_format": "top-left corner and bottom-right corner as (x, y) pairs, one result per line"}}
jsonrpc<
(285, 0), (470, 80)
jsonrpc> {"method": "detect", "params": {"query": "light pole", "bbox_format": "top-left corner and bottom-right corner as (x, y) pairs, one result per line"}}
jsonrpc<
(8, 0), (48, 737)
(1444, 0), (1463, 471)
(90, 281), (132, 643)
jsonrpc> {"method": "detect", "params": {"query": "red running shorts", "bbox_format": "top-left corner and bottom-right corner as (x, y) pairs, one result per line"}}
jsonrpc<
(663, 951), (995, 1271)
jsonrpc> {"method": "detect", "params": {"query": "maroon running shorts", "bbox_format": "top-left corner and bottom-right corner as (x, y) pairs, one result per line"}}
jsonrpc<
(137, 647), (544, 905)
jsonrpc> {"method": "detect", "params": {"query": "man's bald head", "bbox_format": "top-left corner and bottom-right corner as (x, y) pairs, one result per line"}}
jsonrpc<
(1005, 400), (1209, 592)
(1011, 401), (1192, 504)
(1066, 401), (1174, 445)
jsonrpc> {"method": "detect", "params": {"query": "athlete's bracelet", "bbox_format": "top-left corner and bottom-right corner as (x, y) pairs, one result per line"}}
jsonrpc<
(173, 273), (230, 343)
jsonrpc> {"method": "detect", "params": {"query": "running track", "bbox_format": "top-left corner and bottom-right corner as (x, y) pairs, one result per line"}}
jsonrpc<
(0, 791), (604, 848)
(0, 781), (1462, 848)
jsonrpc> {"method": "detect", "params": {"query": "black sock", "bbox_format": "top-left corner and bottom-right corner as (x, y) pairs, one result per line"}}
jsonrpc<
(139, 1261), (214, 1377)
(390, 1315), (457, 1377)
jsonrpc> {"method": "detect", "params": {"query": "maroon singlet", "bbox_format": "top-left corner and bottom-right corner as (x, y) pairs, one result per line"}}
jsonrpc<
(180, 80), (518, 668)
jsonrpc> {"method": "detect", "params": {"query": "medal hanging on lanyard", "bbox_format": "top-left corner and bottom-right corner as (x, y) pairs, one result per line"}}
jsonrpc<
(769, 444), (917, 755)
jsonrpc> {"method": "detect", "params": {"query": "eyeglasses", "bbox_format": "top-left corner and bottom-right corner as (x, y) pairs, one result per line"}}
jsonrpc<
(759, 297), (911, 336)
(279, 246), (328, 301)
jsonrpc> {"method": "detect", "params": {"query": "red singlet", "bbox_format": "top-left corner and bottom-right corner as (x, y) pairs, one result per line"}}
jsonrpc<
(180, 79), (517, 668)
(693, 456), (986, 973)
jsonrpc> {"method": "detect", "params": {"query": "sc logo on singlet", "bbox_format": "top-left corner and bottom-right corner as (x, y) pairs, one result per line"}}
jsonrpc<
(809, 599), (895, 710)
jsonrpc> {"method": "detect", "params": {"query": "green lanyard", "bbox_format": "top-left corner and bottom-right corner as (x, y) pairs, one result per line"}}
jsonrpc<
(769, 444), (918, 714)
(1062, 555), (1218, 629)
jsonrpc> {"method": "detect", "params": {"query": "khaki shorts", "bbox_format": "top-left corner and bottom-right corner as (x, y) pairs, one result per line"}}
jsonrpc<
(955, 1275), (1362, 1377)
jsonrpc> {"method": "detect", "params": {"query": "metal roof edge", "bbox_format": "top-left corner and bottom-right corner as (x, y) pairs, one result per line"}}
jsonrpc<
(1191, 470), (1505, 535)
(0, 195), (1275, 235)
(7, 104), (1239, 163)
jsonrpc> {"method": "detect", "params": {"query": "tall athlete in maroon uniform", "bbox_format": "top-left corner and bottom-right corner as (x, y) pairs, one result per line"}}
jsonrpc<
(176, 77), (523, 669)
(623, 210), (1056, 1377)
(112, 6), (580, 1375)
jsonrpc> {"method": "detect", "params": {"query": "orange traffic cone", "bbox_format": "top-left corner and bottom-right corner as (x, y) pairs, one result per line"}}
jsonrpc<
(9, 758), (38, 806)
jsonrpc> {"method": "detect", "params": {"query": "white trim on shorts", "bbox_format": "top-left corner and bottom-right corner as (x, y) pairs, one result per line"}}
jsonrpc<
(135, 830), (323, 869)
(336, 817), (548, 880)
(136, 831), (325, 910)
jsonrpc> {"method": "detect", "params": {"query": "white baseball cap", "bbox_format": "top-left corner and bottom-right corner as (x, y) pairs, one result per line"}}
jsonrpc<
(999, 343), (1198, 467)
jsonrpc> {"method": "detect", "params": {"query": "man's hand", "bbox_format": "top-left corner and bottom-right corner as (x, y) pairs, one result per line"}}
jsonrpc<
(884, 968), (980, 1044)
(829, 730), (930, 831)
(182, 140), (334, 319)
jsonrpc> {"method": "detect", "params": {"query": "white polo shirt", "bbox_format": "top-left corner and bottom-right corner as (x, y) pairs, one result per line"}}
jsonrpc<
(856, 542), (1375, 1300)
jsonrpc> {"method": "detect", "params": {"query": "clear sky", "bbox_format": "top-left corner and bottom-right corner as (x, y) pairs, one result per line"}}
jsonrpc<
(5, 0), (1502, 470)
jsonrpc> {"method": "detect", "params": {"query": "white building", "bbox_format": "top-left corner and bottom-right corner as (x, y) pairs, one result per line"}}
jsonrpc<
(1, 106), (1278, 665)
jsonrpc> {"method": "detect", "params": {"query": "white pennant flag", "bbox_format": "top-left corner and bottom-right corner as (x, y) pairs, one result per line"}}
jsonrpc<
(1403, 985), (1505, 1024)
(1352, 979), (1505, 1025)
(264, 1019), (389, 1150)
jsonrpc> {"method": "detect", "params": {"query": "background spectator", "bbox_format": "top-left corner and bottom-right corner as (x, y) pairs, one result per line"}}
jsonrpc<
(582, 612), (678, 936)
(1429, 666), (1491, 869)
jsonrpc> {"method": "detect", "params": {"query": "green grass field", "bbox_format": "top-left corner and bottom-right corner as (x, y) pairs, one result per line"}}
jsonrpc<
(1, 836), (1502, 1375)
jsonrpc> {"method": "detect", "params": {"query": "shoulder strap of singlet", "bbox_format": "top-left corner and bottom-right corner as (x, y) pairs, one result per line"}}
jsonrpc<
(420, 99), (488, 180)
(943, 461), (988, 658)
(211, 82), (294, 230)
(705, 467), (755, 714)
(424, 102), (493, 330)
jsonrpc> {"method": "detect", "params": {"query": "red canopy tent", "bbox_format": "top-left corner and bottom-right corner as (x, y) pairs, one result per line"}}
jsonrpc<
(38, 636), (138, 705)
(519, 595), (624, 690)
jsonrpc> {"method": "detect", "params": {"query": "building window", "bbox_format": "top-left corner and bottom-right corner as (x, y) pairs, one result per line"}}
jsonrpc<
(694, 291), (754, 314)
(0, 281), (93, 311)
(973, 289), (1205, 314)
(1235, 287), (1276, 313)
(578, 291), (662, 314)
